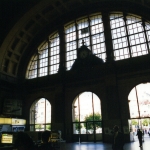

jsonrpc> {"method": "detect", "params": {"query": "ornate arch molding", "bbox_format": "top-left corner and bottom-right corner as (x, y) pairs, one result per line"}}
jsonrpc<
(0, 0), (150, 78)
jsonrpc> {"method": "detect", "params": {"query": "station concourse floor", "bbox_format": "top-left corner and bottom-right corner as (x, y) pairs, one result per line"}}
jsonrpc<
(64, 134), (150, 150)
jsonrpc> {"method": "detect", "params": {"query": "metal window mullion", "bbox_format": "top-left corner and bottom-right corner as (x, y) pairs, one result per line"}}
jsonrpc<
(88, 16), (93, 51)
(48, 38), (50, 75)
(75, 20), (79, 49)
(78, 95), (81, 134)
(92, 93), (94, 121)
(37, 49), (40, 77)
(45, 98), (46, 130)
(49, 37), (52, 74)
(135, 86), (141, 119)
(123, 14), (132, 58)
(78, 95), (80, 122)
(142, 19), (150, 53)
(58, 26), (66, 72)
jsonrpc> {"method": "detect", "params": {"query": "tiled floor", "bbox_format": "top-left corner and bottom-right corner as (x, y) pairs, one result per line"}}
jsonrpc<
(64, 134), (150, 150)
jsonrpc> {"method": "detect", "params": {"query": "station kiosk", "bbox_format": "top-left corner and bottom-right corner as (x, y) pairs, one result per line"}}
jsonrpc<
(0, 118), (26, 149)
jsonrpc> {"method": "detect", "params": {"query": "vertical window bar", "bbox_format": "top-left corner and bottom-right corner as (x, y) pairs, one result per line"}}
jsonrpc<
(37, 49), (40, 77)
(75, 21), (79, 49)
(123, 13), (132, 58)
(48, 37), (50, 75)
(78, 95), (80, 122)
(88, 16), (93, 51)
(135, 86), (141, 118)
(45, 98), (46, 130)
(78, 95), (81, 134)
(92, 93), (94, 121)
(142, 20), (150, 53)
(49, 37), (52, 74)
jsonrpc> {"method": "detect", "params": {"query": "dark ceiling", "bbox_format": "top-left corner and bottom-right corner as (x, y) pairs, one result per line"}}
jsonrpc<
(0, 0), (41, 45)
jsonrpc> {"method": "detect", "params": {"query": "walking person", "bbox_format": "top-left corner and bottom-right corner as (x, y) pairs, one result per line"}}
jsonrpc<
(112, 125), (124, 150)
(136, 129), (143, 147)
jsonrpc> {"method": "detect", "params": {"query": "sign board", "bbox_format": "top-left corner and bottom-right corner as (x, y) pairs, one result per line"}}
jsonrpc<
(3, 99), (22, 116)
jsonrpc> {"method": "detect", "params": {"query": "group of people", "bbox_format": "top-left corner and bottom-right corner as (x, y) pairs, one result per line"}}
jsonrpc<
(111, 125), (147, 150)
(13, 125), (147, 150)
(13, 131), (55, 150)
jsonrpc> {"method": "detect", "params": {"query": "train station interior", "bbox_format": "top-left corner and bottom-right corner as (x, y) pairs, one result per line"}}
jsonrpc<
(0, 0), (150, 149)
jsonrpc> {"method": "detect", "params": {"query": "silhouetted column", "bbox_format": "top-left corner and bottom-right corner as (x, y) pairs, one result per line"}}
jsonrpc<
(58, 25), (66, 73)
(102, 12), (114, 62)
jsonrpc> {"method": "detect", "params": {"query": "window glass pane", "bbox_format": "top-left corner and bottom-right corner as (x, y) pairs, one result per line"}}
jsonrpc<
(49, 33), (60, 74)
(126, 15), (148, 57)
(110, 13), (130, 61)
(73, 98), (79, 122)
(65, 23), (77, 70)
(73, 123), (81, 134)
(136, 83), (150, 117)
(110, 13), (150, 60)
(131, 44), (148, 57)
(26, 55), (38, 79)
(93, 94), (101, 117)
(46, 101), (51, 123)
(128, 83), (150, 118)
(26, 32), (60, 79)
(128, 87), (139, 118)
(30, 98), (51, 131)
(110, 13), (124, 29)
(79, 92), (93, 122)
(144, 22), (150, 50)
(95, 122), (102, 134)
(72, 92), (101, 135)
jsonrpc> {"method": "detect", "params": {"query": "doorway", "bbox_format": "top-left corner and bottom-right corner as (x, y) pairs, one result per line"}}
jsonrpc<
(72, 92), (102, 142)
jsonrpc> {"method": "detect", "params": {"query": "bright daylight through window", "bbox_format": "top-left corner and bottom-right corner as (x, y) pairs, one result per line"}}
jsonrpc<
(26, 12), (150, 79)
(30, 98), (51, 131)
(72, 92), (102, 135)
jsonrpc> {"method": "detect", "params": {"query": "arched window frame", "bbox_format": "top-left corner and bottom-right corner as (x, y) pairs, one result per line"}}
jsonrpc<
(30, 98), (51, 131)
(128, 82), (150, 119)
(26, 32), (60, 79)
(26, 12), (150, 79)
(72, 92), (102, 135)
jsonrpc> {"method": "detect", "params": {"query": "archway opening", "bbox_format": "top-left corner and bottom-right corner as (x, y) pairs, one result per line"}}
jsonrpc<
(72, 91), (102, 142)
(128, 83), (150, 141)
(30, 98), (51, 131)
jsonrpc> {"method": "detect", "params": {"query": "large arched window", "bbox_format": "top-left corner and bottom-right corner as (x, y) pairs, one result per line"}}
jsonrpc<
(110, 13), (150, 60)
(30, 98), (51, 131)
(128, 83), (150, 135)
(26, 32), (60, 79)
(128, 83), (150, 119)
(65, 13), (106, 70)
(26, 12), (150, 79)
(72, 92), (102, 136)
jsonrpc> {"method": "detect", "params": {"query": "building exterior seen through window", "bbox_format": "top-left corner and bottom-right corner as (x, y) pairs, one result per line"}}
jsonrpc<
(128, 83), (150, 136)
(30, 98), (51, 131)
(72, 92), (102, 135)
(128, 82), (150, 118)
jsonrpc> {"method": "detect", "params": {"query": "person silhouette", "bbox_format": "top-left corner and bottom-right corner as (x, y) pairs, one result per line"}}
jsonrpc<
(38, 130), (54, 150)
(14, 132), (36, 150)
(112, 125), (124, 150)
(136, 129), (143, 147)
